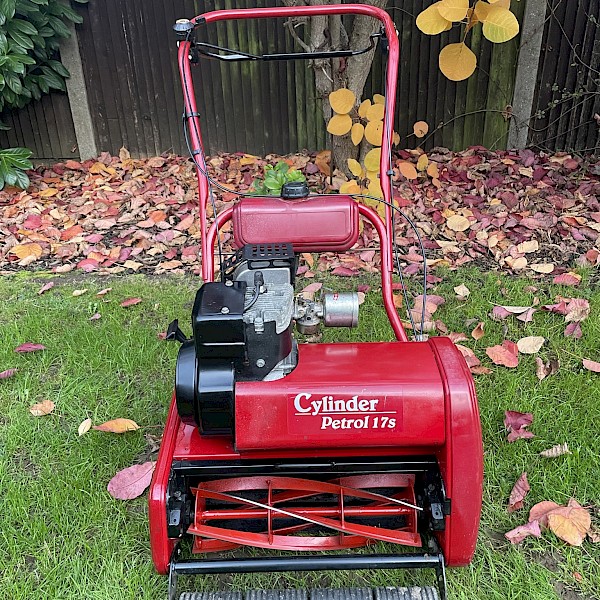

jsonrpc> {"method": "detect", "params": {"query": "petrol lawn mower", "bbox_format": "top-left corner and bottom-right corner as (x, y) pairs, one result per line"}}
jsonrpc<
(149, 5), (483, 600)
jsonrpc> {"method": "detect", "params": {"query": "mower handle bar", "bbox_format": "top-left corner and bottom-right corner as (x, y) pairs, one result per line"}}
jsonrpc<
(178, 3), (400, 280)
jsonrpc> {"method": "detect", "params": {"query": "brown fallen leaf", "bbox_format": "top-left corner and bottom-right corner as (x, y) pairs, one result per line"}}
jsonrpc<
(448, 332), (468, 343)
(120, 298), (142, 307)
(72, 289), (88, 297)
(107, 461), (156, 500)
(540, 443), (571, 458)
(471, 322), (485, 340)
(517, 336), (545, 354)
(453, 284), (470, 299)
(455, 344), (481, 368)
(470, 365), (493, 375)
(78, 418), (92, 436)
(446, 214), (471, 232)
(486, 344), (519, 368)
(93, 418), (140, 433)
(505, 520), (541, 544)
(508, 472), (530, 512)
(37, 281), (55, 295)
(29, 399), (55, 416)
(97, 288), (112, 296)
(0, 368), (17, 379)
(582, 359), (600, 373)
(535, 357), (559, 380)
(548, 500), (591, 546)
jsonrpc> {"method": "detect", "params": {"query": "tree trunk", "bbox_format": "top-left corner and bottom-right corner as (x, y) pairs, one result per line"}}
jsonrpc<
(282, 0), (388, 176)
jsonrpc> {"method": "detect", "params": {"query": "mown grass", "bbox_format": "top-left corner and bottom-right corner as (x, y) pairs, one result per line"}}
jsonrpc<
(0, 268), (598, 600)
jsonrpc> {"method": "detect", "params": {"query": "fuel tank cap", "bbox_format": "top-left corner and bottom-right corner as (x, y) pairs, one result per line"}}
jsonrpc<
(281, 181), (309, 199)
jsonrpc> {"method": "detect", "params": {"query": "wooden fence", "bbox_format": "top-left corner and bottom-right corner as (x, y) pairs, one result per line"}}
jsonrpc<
(0, 0), (598, 159)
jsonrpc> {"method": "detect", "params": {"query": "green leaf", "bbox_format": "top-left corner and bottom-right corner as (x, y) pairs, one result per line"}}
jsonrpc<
(5, 72), (22, 94)
(0, 0), (16, 20)
(0, 31), (7, 53)
(47, 59), (69, 78)
(47, 15), (70, 38)
(3, 167), (18, 186)
(49, 2), (82, 24)
(12, 167), (29, 189)
(8, 18), (38, 36)
(40, 66), (65, 90)
(7, 28), (34, 49)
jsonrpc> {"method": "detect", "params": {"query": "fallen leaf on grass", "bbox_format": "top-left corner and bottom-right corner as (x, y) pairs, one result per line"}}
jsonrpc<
(37, 281), (54, 295)
(29, 400), (55, 416)
(540, 443), (571, 458)
(486, 343), (519, 368)
(89, 313), (101, 321)
(548, 500), (591, 546)
(471, 322), (485, 340)
(517, 336), (545, 354)
(0, 368), (17, 379)
(529, 501), (561, 528)
(553, 272), (582, 286)
(448, 332), (468, 343)
(583, 359), (600, 373)
(107, 461), (156, 500)
(14, 343), (46, 353)
(505, 520), (541, 544)
(531, 263), (555, 274)
(504, 410), (534, 442)
(535, 357), (559, 380)
(455, 344), (481, 368)
(508, 472), (530, 513)
(121, 298), (142, 307)
(97, 288), (112, 296)
(454, 284), (470, 299)
(78, 418), (92, 436)
(470, 365), (493, 375)
(564, 322), (583, 339)
(300, 282), (323, 300)
(72, 289), (88, 297)
(93, 418), (140, 433)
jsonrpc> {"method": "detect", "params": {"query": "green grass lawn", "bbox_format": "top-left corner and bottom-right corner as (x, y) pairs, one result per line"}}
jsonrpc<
(0, 268), (599, 600)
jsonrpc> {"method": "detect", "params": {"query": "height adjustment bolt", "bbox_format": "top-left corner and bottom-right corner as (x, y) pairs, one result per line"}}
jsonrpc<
(256, 359), (266, 368)
(221, 306), (230, 314)
(225, 280), (233, 287)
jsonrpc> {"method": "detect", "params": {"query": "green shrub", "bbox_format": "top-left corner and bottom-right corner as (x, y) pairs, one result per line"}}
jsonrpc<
(252, 161), (307, 195)
(0, 146), (32, 189)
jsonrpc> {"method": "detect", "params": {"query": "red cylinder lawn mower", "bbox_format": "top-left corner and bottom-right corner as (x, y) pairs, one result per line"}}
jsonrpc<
(149, 5), (483, 600)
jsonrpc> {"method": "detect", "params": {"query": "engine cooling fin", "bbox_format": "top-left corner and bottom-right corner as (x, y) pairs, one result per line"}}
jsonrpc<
(179, 588), (439, 600)
(189, 474), (421, 553)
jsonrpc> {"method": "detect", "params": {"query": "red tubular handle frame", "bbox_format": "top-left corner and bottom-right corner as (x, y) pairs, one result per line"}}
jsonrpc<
(179, 4), (407, 341)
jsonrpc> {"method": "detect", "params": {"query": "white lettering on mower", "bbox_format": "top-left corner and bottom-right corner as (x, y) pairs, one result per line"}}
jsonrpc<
(293, 393), (396, 430)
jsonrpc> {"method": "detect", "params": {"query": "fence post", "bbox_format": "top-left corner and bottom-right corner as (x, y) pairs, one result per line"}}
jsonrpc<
(507, 0), (547, 149)
(59, 5), (98, 160)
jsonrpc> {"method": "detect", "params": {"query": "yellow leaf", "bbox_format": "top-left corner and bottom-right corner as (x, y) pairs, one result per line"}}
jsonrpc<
(393, 131), (400, 146)
(427, 162), (440, 178)
(239, 154), (257, 166)
(327, 114), (353, 136)
(89, 162), (109, 175)
(367, 178), (383, 198)
(366, 103), (385, 122)
(438, 0), (470, 22)
(340, 180), (362, 195)
(364, 148), (381, 172)
(347, 159), (363, 178)
(78, 418), (92, 436)
(29, 399), (55, 417)
(364, 120), (384, 146)
(12, 243), (43, 260)
(417, 154), (429, 171)
(329, 88), (356, 114)
(366, 171), (379, 184)
(416, 2), (453, 35)
(413, 121), (429, 138)
(482, 6), (520, 43)
(351, 123), (365, 146)
(439, 43), (477, 81)
(398, 162), (418, 180)
(39, 188), (58, 198)
(358, 99), (371, 118)
(474, 0), (491, 21)
(446, 214), (471, 231)
(372, 94), (385, 105)
(93, 418), (140, 433)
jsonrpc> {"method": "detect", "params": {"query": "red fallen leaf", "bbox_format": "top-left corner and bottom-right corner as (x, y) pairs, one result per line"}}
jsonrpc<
(300, 282), (323, 300)
(121, 297), (142, 307)
(77, 258), (99, 272)
(502, 340), (519, 357)
(505, 520), (542, 544)
(0, 368), (18, 379)
(60, 224), (84, 241)
(564, 298), (590, 322)
(564, 322), (582, 339)
(357, 284), (371, 293)
(583, 359), (600, 373)
(542, 300), (569, 315)
(516, 308), (536, 323)
(486, 344), (519, 368)
(508, 472), (530, 512)
(15, 343), (46, 353)
(23, 213), (42, 229)
(553, 272), (581, 286)
(331, 266), (359, 277)
(504, 410), (534, 442)
(529, 501), (562, 528)
(37, 281), (55, 295)
(107, 461), (156, 500)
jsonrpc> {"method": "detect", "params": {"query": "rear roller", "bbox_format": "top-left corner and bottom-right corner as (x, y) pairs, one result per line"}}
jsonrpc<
(180, 589), (439, 600)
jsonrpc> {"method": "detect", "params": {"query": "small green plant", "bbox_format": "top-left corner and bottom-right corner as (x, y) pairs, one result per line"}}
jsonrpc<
(0, 146), (32, 189)
(252, 161), (306, 195)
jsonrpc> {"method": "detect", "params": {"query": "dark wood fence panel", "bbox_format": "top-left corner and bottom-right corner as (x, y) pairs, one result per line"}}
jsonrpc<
(0, 91), (78, 160)
(529, 0), (600, 153)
